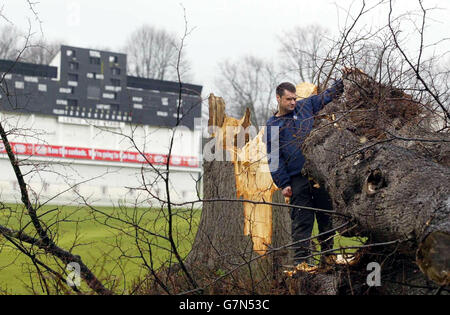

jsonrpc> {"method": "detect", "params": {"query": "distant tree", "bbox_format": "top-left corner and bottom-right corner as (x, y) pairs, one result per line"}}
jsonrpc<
(278, 24), (330, 84)
(0, 24), (62, 65)
(124, 25), (191, 81)
(215, 55), (279, 129)
(21, 38), (62, 64)
(0, 24), (21, 60)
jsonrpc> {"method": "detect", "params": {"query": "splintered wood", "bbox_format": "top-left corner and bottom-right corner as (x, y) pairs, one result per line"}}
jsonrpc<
(208, 94), (275, 254)
(208, 83), (317, 255)
(235, 129), (277, 254)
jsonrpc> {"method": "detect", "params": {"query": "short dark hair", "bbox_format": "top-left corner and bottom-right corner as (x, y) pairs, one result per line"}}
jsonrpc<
(276, 82), (296, 97)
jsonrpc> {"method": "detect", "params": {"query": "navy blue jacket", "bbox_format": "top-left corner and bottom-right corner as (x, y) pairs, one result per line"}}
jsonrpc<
(265, 80), (343, 189)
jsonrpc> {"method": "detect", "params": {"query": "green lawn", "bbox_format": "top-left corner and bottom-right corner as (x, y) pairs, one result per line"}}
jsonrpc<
(0, 204), (364, 294)
(311, 219), (366, 262)
(0, 204), (201, 294)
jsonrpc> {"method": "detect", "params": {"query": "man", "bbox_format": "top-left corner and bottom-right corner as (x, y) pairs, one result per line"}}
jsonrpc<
(265, 78), (344, 266)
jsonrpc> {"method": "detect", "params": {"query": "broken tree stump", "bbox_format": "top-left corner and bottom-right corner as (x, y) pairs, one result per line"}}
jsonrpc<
(184, 94), (291, 292)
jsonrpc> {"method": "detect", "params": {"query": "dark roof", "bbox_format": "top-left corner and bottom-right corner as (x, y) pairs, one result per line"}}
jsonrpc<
(127, 76), (202, 96)
(0, 58), (202, 96)
(0, 59), (57, 78)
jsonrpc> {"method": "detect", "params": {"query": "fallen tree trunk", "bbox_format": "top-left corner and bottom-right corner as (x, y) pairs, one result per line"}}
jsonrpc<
(302, 73), (450, 287)
(182, 76), (448, 294)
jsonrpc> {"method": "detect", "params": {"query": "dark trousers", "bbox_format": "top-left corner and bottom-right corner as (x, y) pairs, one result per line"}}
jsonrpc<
(290, 173), (334, 265)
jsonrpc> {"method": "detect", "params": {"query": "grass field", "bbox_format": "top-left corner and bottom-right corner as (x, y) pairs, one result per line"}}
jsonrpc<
(0, 204), (363, 294)
(0, 204), (201, 294)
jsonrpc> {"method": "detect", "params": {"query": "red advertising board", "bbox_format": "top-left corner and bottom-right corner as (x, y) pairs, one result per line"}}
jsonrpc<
(0, 142), (34, 155)
(122, 151), (140, 163)
(0, 141), (199, 168)
(34, 144), (64, 158)
(122, 151), (160, 164)
(11, 142), (33, 155)
(153, 154), (167, 165)
(169, 155), (183, 166)
(94, 149), (121, 162)
(182, 156), (199, 168)
(143, 153), (154, 163)
(64, 146), (92, 160)
(137, 153), (148, 163)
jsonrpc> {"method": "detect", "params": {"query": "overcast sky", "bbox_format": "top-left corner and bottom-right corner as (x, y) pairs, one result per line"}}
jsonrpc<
(1, 0), (449, 97)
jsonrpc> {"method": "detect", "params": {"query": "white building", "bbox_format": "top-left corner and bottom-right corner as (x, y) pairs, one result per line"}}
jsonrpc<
(0, 46), (203, 207)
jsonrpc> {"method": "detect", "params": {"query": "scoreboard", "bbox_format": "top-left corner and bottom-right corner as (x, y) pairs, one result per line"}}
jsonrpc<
(0, 45), (202, 130)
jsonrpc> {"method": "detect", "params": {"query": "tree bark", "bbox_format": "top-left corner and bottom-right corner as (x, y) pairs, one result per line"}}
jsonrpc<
(185, 160), (291, 293)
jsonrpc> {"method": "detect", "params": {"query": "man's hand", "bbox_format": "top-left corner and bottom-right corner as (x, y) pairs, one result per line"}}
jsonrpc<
(342, 67), (364, 77)
(342, 67), (353, 76)
(282, 186), (293, 198)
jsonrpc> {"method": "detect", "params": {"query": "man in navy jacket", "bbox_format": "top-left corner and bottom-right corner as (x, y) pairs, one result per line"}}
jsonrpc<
(265, 79), (344, 266)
